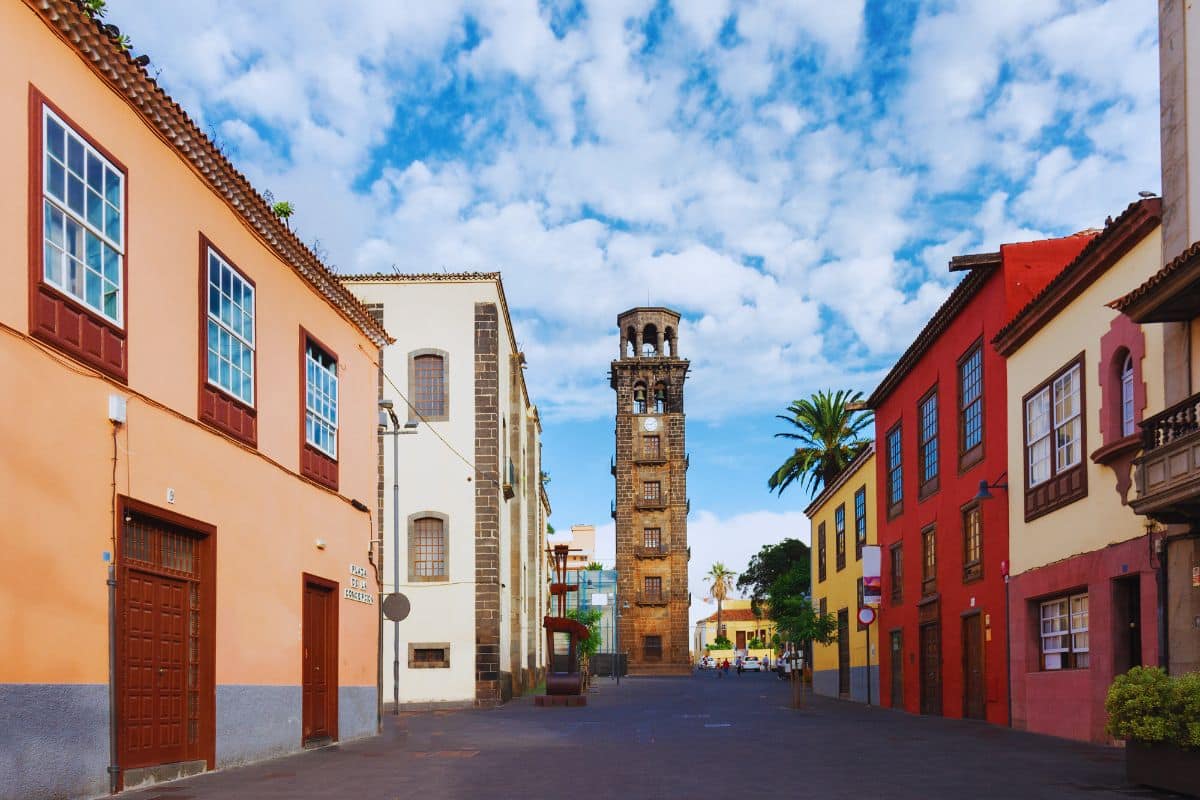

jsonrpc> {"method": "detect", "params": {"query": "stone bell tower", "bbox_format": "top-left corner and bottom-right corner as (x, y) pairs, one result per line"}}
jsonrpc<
(611, 308), (690, 675)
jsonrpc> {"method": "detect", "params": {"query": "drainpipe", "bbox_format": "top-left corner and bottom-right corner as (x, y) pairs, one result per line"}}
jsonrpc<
(107, 562), (119, 794)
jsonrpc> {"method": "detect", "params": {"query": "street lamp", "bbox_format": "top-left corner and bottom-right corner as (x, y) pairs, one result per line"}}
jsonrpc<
(379, 399), (418, 715)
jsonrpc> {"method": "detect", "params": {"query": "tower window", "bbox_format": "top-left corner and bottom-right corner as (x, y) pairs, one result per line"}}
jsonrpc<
(633, 384), (647, 414)
(654, 385), (666, 413)
(643, 436), (660, 458)
(643, 481), (661, 501)
(643, 527), (662, 550)
(643, 635), (663, 661)
(644, 576), (663, 601)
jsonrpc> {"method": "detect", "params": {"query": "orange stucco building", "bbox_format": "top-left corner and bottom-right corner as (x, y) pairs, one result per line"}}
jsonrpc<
(0, 3), (390, 798)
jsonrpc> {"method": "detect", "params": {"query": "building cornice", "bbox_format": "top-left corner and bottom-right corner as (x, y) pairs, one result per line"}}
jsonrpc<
(1109, 236), (1200, 322)
(993, 199), (1161, 356)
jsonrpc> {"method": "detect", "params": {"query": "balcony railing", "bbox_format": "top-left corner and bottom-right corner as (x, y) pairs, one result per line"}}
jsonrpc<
(634, 452), (668, 465)
(635, 544), (669, 559)
(1132, 391), (1200, 518)
(635, 496), (668, 511)
(636, 591), (669, 606)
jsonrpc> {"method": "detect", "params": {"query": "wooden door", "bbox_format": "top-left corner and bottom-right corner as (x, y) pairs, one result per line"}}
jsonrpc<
(837, 609), (851, 696)
(736, 630), (747, 650)
(919, 622), (941, 716)
(302, 578), (337, 744)
(962, 614), (985, 720)
(121, 569), (188, 768)
(890, 630), (903, 709)
(1113, 576), (1142, 673)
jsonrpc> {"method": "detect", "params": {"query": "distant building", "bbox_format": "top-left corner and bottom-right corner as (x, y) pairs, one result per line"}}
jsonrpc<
(565, 524), (597, 571)
(694, 600), (776, 654)
(565, 567), (620, 655)
(807, 443), (879, 703)
(343, 273), (549, 707)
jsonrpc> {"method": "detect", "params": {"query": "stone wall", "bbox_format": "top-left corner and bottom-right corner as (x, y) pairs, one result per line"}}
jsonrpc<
(474, 302), (501, 706)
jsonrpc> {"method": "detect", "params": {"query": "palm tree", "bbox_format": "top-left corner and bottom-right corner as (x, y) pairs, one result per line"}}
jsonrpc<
(706, 562), (737, 644)
(769, 389), (873, 496)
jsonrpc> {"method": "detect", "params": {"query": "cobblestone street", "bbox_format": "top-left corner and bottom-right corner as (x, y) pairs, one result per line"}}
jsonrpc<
(120, 673), (1173, 800)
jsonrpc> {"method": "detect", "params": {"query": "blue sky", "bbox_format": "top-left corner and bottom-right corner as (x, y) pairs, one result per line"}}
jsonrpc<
(108, 0), (1160, 622)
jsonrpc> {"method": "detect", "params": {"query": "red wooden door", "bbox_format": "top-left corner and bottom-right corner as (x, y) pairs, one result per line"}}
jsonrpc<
(736, 630), (746, 650)
(962, 614), (986, 720)
(302, 580), (336, 743)
(919, 622), (942, 716)
(121, 569), (188, 768)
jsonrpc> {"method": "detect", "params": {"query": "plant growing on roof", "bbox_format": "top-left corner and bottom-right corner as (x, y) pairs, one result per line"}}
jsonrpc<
(82, 0), (107, 18)
(585, 561), (604, 571)
(768, 389), (872, 496)
(272, 201), (296, 227)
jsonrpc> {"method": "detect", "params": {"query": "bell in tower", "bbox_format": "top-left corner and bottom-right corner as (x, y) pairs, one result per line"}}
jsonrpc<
(611, 307), (690, 675)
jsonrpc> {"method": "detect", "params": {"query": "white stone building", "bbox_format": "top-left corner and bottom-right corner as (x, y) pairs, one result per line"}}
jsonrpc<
(343, 273), (549, 707)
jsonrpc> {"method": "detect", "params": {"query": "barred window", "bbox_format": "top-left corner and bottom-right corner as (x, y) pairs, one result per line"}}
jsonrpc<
(854, 486), (867, 560)
(644, 635), (663, 661)
(835, 504), (846, 571)
(1040, 593), (1089, 670)
(960, 346), (983, 456)
(644, 576), (662, 601)
(412, 354), (447, 418)
(411, 516), (447, 581)
(643, 481), (661, 501)
(644, 436), (660, 458)
(919, 390), (939, 490)
(887, 424), (903, 513)
(643, 527), (662, 549)
(963, 505), (982, 582)
(42, 106), (124, 324)
(305, 342), (338, 458)
(206, 248), (255, 406)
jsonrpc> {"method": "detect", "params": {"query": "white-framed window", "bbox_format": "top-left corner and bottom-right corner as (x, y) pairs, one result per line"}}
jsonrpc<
(305, 343), (338, 458)
(1040, 592), (1089, 670)
(1121, 354), (1135, 437)
(206, 248), (255, 405)
(42, 106), (124, 324)
(1026, 363), (1082, 487)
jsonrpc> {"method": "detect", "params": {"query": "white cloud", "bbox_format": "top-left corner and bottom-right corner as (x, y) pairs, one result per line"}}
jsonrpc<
(106, 0), (1161, 425)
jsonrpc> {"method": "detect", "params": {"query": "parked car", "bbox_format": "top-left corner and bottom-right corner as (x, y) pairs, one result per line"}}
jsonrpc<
(742, 656), (763, 672)
(698, 655), (716, 669)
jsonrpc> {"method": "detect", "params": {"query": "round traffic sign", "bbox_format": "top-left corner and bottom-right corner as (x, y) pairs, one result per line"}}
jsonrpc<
(382, 592), (411, 622)
(857, 606), (876, 626)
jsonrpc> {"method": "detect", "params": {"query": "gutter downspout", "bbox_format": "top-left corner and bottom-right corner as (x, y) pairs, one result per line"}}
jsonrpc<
(107, 563), (119, 795)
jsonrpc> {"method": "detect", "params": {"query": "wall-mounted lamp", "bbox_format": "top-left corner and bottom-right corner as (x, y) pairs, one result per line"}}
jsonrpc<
(976, 473), (1009, 501)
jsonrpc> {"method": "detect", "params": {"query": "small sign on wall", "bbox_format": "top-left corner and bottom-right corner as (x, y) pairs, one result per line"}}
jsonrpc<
(344, 564), (374, 604)
(1192, 565), (1199, 589)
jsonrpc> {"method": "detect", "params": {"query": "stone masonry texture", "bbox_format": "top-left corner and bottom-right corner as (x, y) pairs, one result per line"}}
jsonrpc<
(474, 302), (501, 706)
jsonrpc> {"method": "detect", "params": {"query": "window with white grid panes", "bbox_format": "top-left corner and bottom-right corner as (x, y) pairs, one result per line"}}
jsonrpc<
(1121, 354), (1135, 437)
(305, 342), (338, 458)
(1026, 363), (1082, 488)
(205, 248), (255, 405)
(411, 517), (447, 581)
(919, 389), (939, 491)
(1040, 592), (1089, 670)
(959, 346), (983, 457)
(42, 106), (124, 324)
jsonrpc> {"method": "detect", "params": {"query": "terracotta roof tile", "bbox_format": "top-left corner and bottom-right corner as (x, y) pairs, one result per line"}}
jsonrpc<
(1109, 237), (1200, 313)
(701, 608), (765, 624)
(32, 0), (391, 347)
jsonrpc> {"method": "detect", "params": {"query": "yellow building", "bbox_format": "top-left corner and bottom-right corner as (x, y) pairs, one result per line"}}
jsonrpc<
(694, 599), (776, 656)
(807, 443), (878, 702)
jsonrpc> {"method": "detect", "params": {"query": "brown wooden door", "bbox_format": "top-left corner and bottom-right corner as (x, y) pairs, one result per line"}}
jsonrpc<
(837, 609), (851, 696)
(962, 614), (985, 720)
(890, 630), (904, 708)
(121, 569), (188, 769)
(919, 622), (942, 716)
(736, 630), (746, 650)
(302, 579), (337, 743)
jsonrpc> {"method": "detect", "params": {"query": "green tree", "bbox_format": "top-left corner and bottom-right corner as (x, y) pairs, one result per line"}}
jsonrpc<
(768, 389), (872, 496)
(706, 562), (737, 643)
(585, 561), (604, 571)
(737, 538), (810, 614)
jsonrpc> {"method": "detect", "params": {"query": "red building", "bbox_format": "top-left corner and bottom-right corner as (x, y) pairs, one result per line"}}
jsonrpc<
(867, 233), (1092, 723)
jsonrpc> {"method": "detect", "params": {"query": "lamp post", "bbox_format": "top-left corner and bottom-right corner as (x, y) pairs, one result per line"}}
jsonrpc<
(379, 400), (417, 715)
(975, 472), (1009, 725)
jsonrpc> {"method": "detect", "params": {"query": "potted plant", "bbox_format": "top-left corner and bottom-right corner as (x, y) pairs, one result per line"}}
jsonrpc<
(1105, 666), (1200, 796)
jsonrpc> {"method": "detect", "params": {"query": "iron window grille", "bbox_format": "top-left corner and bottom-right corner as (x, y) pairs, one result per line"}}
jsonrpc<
(412, 354), (447, 418)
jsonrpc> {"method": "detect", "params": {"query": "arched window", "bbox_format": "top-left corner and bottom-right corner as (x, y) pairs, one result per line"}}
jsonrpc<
(625, 326), (637, 358)
(642, 324), (658, 356)
(663, 327), (675, 357)
(1121, 353), (1135, 436)
(632, 383), (647, 414)
(409, 350), (449, 420)
(410, 514), (448, 581)
(654, 384), (666, 413)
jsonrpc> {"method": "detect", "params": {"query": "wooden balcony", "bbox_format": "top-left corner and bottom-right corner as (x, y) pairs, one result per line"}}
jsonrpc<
(635, 496), (668, 511)
(636, 591), (669, 606)
(1132, 391), (1200, 521)
(635, 544), (669, 559)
